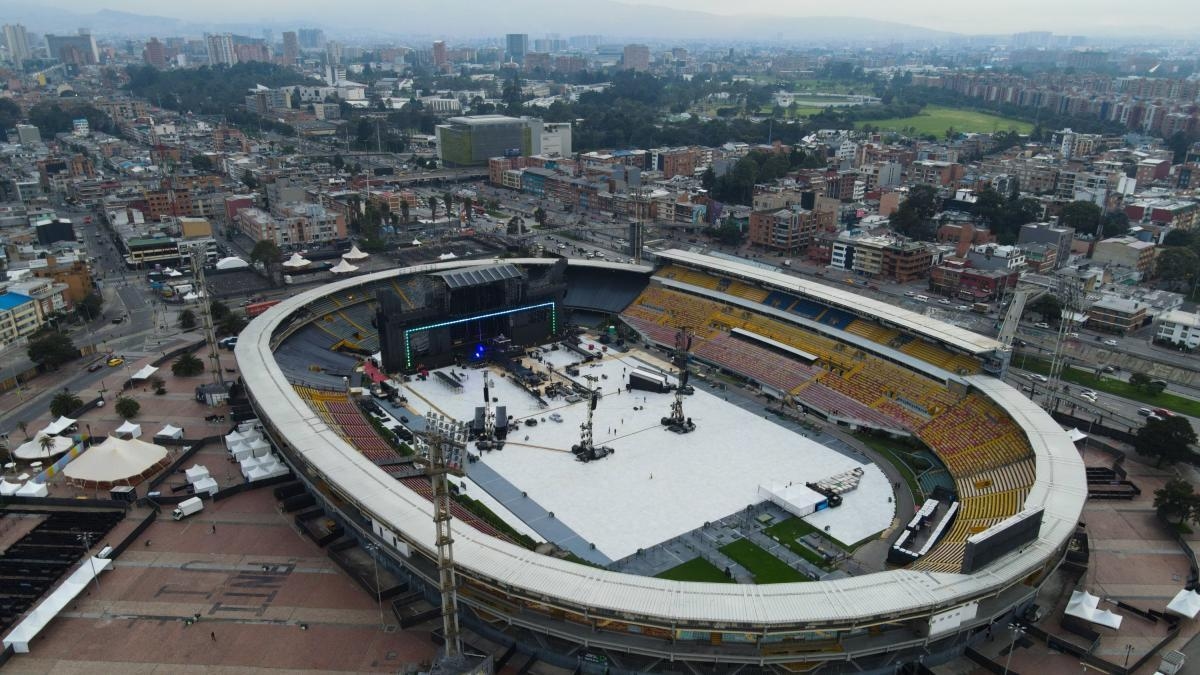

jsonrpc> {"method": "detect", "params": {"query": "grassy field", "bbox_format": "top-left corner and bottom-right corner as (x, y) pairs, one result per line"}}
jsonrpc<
(719, 538), (809, 584)
(655, 557), (734, 583)
(1016, 354), (1200, 418)
(762, 517), (837, 567)
(867, 105), (1033, 136)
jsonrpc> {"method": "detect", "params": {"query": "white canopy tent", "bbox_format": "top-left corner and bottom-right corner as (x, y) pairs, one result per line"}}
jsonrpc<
(131, 364), (159, 381)
(411, 239), (422, 246)
(184, 464), (210, 484)
(115, 420), (142, 438)
(215, 256), (250, 270)
(1066, 428), (1087, 443)
(156, 424), (184, 440)
(183, 291), (205, 302)
(1167, 588), (1200, 619)
(15, 481), (48, 497)
(247, 438), (271, 457)
(0, 480), (22, 496)
(164, 268), (184, 278)
(13, 433), (74, 460)
(192, 476), (219, 496)
(437, 252), (457, 260)
(282, 253), (311, 268)
(63, 436), (169, 488)
(342, 245), (369, 261)
(1065, 590), (1123, 629)
(329, 259), (359, 275)
(42, 416), (77, 436)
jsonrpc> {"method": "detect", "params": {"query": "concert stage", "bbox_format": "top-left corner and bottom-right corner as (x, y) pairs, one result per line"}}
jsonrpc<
(400, 338), (895, 560)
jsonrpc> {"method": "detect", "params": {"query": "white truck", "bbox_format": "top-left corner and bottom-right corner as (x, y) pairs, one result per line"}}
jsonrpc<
(172, 496), (204, 521)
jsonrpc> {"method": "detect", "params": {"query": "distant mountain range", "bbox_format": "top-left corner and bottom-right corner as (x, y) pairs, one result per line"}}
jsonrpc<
(3, 2), (959, 42)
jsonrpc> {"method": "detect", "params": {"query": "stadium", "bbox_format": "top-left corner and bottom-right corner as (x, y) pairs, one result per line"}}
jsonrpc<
(236, 248), (1087, 673)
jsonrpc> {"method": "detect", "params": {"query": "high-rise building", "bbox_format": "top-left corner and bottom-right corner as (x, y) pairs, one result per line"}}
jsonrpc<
(622, 44), (650, 72)
(3, 24), (31, 66)
(281, 31), (299, 65)
(568, 34), (600, 51)
(505, 33), (528, 64)
(143, 37), (166, 68)
(436, 114), (558, 167)
(205, 33), (237, 65)
(15, 124), (41, 146)
(432, 40), (448, 69)
(297, 28), (324, 50)
(45, 32), (98, 65)
(325, 41), (342, 66)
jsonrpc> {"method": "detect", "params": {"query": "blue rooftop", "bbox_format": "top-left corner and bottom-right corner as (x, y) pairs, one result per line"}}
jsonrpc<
(0, 292), (33, 311)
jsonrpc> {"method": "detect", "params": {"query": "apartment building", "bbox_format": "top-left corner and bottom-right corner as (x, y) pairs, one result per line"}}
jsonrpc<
(1091, 236), (1156, 276)
(0, 290), (39, 347)
(747, 207), (828, 253)
(1155, 309), (1200, 350)
(1087, 296), (1148, 334)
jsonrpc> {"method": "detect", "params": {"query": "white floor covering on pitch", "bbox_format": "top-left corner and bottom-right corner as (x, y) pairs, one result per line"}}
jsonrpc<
(401, 340), (895, 559)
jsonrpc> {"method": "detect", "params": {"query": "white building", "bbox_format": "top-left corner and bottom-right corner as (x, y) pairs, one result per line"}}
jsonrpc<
(205, 33), (237, 66)
(539, 122), (572, 157)
(1156, 310), (1200, 350)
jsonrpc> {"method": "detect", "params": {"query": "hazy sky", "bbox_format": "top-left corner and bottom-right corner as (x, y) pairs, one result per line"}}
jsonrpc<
(11, 0), (1198, 36)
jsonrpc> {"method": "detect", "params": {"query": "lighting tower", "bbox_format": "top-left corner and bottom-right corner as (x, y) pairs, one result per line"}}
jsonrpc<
(661, 327), (696, 433)
(571, 375), (612, 462)
(190, 247), (223, 384)
(1046, 277), (1085, 411)
(422, 412), (467, 670)
(475, 371), (502, 451)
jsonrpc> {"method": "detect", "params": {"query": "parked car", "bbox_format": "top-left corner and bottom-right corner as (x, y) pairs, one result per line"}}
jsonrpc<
(1103, 339), (1119, 346)
(87, 362), (104, 372)
(107, 357), (124, 367)
(1034, 322), (1050, 329)
(1137, 408), (1152, 417)
(1153, 408), (1175, 418)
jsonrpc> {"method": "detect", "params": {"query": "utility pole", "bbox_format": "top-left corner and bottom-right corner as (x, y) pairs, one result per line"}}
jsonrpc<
(422, 412), (466, 671)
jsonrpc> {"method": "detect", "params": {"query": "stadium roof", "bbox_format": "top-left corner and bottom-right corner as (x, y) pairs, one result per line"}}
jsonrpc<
(238, 257), (1085, 628)
(655, 249), (1004, 356)
(433, 263), (523, 289)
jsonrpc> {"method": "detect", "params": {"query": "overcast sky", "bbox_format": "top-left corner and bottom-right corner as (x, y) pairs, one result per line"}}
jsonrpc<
(12, 0), (1198, 36)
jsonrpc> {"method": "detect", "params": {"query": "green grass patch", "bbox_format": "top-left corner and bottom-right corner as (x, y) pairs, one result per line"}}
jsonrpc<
(853, 433), (924, 501)
(1014, 353), (1200, 418)
(866, 105), (1032, 136)
(1172, 522), (1194, 535)
(763, 517), (838, 566)
(452, 494), (539, 550)
(719, 538), (809, 584)
(655, 557), (734, 583)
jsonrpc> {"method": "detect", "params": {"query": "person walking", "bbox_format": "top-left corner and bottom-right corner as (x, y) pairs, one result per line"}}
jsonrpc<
(210, 631), (216, 642)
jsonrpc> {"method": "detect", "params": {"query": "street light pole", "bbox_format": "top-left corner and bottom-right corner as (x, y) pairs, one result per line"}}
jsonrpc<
(1002, 624), (1025, 675)
(364, 542), (384, 629)
(77, 532), (101, 593)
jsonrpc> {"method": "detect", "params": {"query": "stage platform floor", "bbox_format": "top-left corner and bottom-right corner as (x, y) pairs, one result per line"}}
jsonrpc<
(401, 339), (895, 560)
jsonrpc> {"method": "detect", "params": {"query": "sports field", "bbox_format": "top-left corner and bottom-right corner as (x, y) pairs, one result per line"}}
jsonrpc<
(719, 539), (809, 584)
(655, 557), (734, 583)
(867, 105), (1032, 136)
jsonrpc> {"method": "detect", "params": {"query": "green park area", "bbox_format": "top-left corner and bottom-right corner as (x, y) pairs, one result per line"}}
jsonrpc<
(655, 557), (734, 583)
(867, 105), (1033, 136)
(763, 517), (842, 566)
(719, 539), (809, 584)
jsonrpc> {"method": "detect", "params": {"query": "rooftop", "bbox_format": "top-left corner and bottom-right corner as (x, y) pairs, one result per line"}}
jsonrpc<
(0, 291), (33, 311)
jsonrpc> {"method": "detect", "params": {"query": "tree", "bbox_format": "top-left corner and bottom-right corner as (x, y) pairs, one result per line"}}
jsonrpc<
(1025, 294), (1062, 324)
(428, 195), (438, 221)
(210, 300), (232, 321)
(1134, 416), (1198, 468)
(462, 196), (473, 223)
(217, 314), (247, 336)
(1101, 211), (1130, 238)
(533, 207), (547, 227)
(49, 389), (83, 418)
(77, 292), (102, 322)
(39, 435), (55, 456)
(399, 199), (410, 225)
(179, 309), (197, 330)
(1154, 478), (1199, 524)
(443, 192), (454, 218)
(172, 352), (205, 377)
(1155, 247), (1199, 289)
(1059, 200), (1102, 235)
(250, 239), (283, 286)
(114, 396), (140, 420)
(27, 331), (78, 368)
(1163, 229), (1194, 248)
(191, 154), (214, 172)
(890, 184), (939, 241)
(1128, 372), (1152, 391)
(701, 166), (716, 192)
(242, 173), (258, 190)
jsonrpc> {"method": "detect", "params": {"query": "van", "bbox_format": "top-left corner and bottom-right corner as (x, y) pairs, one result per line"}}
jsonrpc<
(781, 260), (792, 267)
(914, 295), (929, 302)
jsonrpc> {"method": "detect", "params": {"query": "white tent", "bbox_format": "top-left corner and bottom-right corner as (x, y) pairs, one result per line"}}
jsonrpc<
(184, 464), (210, 484)
(1167, 588), (1200, 619)
(13, 433), (74, 460)
(329, 259), (359, 275)
(15, 481), (48, 497)
(342, 245), (369, 261)
(192, 476), (219, 496)
(282, 252), (311, 268)
(115, 420), (142, 438)
(42, 416), (77, 436)
(437, 252), (458, 260)
(411, 239), (422, 246)
(183, 291), (205, 302)
(1066, 428), (1087, 443)
(215, 256), (250, 270)
(0, 480), (22, 496)
(156, 424), (183, 440)
(131, 364), (159, 381)
(164, 268), (184, 277)
(1065, 590), (1123, 629)
(248, 438), (271, 458)
(63, 436), (168, 487)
